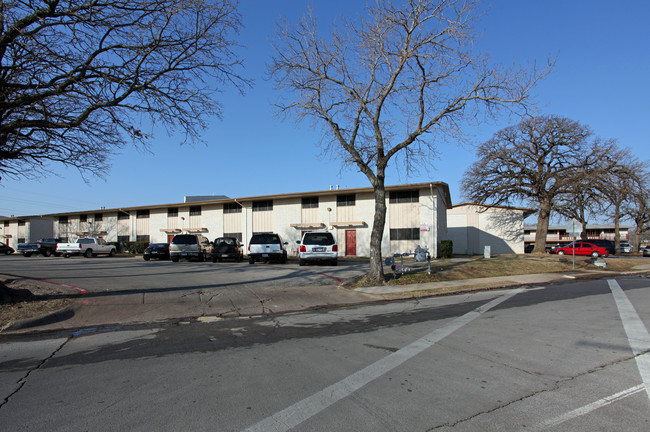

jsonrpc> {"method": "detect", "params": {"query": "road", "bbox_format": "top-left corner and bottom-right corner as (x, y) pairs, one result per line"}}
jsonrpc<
(1, 275), (649, 431)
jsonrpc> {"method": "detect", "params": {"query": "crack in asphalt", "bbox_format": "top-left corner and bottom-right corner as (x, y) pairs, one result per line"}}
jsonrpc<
(0, 336), (72, 410)
(426, 351), (647, 430)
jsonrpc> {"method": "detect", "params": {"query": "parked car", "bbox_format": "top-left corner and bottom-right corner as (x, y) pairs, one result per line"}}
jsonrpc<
(211, 237), (243, 262)
(17, 238), (60, 257)
(169, 234), (211, 262)
(551, 242), (608, 257)
(297, 231), (338, 266)
(585, 239), (616, 255)
(0, 241), (14, 255)
(643, 246), (650, 257)
(57, 237), (116, 258)
(620, 242), (632, 254)
(247, 233), (288, 264)
(143, 243), (170, 261)
(524, 244), (534, 254)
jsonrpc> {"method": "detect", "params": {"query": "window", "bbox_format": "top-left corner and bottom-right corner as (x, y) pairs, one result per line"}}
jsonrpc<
(224, 232), (242, 242)
(252, 200), (273, 212)
(3, 221), (8, 227)
(136, 210), (150, 219)
(118, 212), (130, 220)
(390, 228), (420, 241)
(224, 203), (242, 214)
(167, 207), (178, 217)
(17, 220), (25, 226)
(58, 216), (68, 224)
(389, 190), (419, 203)
(94, 213), (103, 222)
(189, 206), (201, 216)
(117, 235), (129, 244)
(18, 238), (25, 243)
(136, 235), (150, 242)
(337, 194), (355, 207)
(302, 197), (319, 209)
(79, 214), (87, 223)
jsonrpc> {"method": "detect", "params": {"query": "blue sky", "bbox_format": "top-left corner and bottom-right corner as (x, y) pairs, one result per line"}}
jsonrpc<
(1, 0), (649, 222)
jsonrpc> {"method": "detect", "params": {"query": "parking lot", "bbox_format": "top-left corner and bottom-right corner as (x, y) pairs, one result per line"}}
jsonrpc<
(1, 254), (368, 292)
(0, 255), (375, 328)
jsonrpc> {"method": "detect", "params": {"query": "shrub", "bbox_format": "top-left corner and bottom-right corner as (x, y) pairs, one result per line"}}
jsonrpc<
(440, 240), (453, 258)
(125, 241), (149, 254)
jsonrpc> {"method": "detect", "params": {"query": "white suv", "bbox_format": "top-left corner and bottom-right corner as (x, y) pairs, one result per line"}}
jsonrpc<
(298, 231), (338, 266)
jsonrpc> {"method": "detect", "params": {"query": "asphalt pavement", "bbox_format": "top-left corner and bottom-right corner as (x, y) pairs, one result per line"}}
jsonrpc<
(6, 262), (650, 335)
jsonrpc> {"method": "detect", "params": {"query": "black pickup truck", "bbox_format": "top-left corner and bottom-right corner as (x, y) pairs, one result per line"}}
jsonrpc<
(17, 238), (60, 257)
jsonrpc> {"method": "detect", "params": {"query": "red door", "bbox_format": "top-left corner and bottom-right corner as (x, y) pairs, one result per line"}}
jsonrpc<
(168, 234), (175, 243)
(345, 230), (356, 256)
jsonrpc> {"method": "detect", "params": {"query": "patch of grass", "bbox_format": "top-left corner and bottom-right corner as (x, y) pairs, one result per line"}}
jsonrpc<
(383, 254), (650, 286)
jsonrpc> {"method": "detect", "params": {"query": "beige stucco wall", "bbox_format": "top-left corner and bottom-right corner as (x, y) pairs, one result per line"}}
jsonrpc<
(447, 205), (525, 255)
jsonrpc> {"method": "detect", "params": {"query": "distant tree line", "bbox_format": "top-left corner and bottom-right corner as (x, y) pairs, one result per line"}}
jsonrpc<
(462, 115), (650, 253)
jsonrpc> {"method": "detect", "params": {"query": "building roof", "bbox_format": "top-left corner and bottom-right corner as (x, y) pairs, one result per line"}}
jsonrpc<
(0, 181), (452, 220)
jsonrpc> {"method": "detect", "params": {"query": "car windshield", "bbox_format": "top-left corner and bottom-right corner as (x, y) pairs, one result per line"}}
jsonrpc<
(250, 234), (280, 244)
(303, 233), (335, 246)
(150, 243), (168, 248)
(171, 235), (197, 245)
(78, 238), (94, 244)
(215, 238), (235, 246)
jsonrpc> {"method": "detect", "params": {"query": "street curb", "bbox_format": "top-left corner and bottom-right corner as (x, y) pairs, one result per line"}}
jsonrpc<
(2, 305), (76, 332)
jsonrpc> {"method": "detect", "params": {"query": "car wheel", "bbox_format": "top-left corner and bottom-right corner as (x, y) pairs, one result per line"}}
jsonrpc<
(557, 250), (565, 255)
(238, 254), (243, 262)
(43, 250), (52, 257)
(64, 253), (71, 258)
(84, 249), (93, 258)
(248, 258), (255, 264)
(281, 253), (287, 264)
(109, 249), (116, 257)
(299, 259), (305, 266)
(143, 256), (150, 261)
(331, 259), (338, 266)
(591, 251), (600, 257)
(23, 253), (32, 257)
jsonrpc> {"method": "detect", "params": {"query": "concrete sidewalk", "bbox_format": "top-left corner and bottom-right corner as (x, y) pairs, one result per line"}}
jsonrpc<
(5, 268), (649, 335)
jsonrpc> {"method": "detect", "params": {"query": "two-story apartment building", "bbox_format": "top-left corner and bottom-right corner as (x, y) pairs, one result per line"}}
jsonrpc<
(1, 182), (452, 258)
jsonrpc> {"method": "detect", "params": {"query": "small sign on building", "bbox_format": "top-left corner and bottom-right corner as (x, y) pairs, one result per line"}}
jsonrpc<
(420, 223), (430, 232)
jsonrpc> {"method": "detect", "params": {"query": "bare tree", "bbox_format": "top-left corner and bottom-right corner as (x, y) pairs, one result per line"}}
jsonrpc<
(595, 149), (647, 252)
(0, 0), (249, 180)
(554, 174), (601, 239)
(269, 0), (550, 282)
(461, 115), (615, 253)
(623, 183), (650, 252)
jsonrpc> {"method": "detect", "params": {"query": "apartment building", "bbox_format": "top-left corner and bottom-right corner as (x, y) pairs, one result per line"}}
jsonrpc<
(0, 182), (452, 258)
(447, 203), (535, 255)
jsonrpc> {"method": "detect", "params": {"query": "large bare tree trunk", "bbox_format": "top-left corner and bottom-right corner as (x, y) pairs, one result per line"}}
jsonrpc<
(534, 199), (552, 253)
(368, 178), (387, 284)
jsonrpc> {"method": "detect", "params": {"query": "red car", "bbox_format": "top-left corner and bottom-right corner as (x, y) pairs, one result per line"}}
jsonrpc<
(552, 242), (608, 257)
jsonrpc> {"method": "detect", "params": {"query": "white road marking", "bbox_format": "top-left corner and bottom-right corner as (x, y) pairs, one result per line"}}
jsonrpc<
(608, 279), (650, 401)
(534, 385), (645, 430)
(242, 289), (524, 432)
(532, 280), (650, 430)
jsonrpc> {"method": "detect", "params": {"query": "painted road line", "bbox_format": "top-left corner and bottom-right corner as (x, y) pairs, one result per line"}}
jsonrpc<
(608, 279), (650, 401)
(533, 385), (645, 430)
(242, 288), (524, 432)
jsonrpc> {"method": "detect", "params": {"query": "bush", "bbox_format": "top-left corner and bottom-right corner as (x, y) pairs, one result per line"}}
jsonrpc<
(125, 241), (149, 254)
(440, 240), (453, 259)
